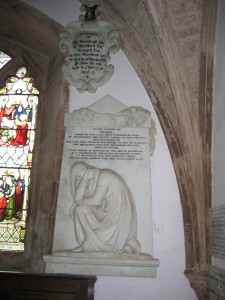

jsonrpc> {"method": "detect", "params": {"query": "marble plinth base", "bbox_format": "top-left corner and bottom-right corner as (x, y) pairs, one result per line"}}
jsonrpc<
(43, 252), (159, 278)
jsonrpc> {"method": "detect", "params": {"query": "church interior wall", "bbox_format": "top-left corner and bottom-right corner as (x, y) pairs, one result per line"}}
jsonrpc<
(21, 1), (197, 299)
(0, 0), (222, 299)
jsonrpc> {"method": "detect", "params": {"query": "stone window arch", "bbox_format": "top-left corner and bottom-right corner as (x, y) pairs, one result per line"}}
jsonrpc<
(0, 1), (68, 272)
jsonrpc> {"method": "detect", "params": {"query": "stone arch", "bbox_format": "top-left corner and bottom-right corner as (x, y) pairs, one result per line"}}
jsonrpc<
(100, 0), (218, 298)
(0, 0), (68, 271)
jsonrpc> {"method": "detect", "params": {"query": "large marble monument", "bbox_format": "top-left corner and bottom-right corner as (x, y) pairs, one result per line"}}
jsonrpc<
(44, 95), (159, 277)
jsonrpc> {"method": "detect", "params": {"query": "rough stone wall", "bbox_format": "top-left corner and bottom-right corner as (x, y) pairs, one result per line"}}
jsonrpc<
(100, 1), (218, 299)
(166, 0), (204, 118)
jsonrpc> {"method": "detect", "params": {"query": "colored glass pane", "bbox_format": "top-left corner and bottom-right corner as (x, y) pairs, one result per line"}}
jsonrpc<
(0, 66), (38, 250)
(0, 51), (12, 70)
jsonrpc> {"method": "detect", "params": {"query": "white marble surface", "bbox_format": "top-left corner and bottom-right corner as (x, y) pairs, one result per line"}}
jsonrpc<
(47, 96), (158, 277)
(60, 12), (120, 93)
(44, 253), (159, 278)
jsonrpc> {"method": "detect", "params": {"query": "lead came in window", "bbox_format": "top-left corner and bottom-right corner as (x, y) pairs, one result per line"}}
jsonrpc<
(0, 66), (39, 251)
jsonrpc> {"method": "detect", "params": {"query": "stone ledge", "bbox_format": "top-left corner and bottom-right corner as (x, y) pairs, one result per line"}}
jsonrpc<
(43, 253), (159, 278)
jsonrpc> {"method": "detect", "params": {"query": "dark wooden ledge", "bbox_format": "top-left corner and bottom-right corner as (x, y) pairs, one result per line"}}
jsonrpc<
(0, 272), (97, 300)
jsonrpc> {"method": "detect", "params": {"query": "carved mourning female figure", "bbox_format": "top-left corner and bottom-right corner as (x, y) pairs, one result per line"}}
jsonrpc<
(69, 162), (141, 254)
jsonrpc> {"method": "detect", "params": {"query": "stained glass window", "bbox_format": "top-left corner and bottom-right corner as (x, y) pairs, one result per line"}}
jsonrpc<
(0, 66), (38, 250)
(0, 51), (12, 70)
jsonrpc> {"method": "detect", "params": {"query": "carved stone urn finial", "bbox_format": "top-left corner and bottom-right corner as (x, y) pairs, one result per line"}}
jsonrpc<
(80, 0), (101, 22)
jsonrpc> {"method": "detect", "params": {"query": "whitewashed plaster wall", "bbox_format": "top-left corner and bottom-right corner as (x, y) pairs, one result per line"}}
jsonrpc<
(212, 0), (225, 270)
(23, 1), (197, 299)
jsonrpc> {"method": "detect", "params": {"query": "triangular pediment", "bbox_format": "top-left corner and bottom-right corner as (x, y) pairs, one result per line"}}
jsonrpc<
(88, 94), (127, 114)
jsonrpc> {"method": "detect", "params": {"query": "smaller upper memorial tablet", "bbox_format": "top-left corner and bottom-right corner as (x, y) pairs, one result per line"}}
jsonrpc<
(59, 1), (120, 93)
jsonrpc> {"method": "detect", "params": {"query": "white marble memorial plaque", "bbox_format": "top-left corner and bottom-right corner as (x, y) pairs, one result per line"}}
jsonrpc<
(65, 127), (149, 162)
(209, 266), (225, 300)
(59, 2), (120, 93)
(44, 95), (159, 277)
(210, 205), (225, 259)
